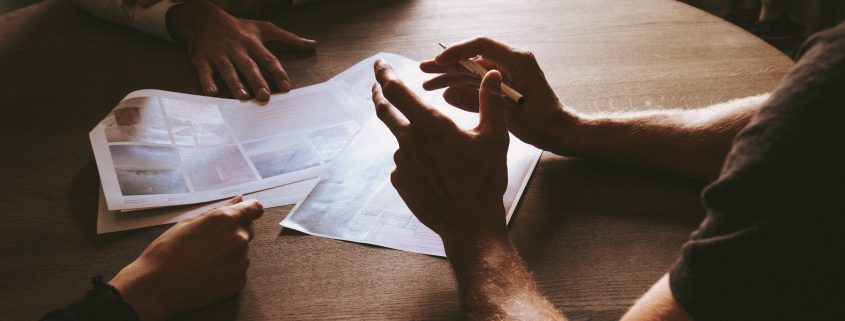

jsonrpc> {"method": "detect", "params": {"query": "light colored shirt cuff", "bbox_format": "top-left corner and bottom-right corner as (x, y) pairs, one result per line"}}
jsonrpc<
(72, 0), (179, 41)
(133, 0), (180, 41)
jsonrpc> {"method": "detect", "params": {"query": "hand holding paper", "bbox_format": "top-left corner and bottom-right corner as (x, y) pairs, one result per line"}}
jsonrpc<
(372, 59), (510, 246)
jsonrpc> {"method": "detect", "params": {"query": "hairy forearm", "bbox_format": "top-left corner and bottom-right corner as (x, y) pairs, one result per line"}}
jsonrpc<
(566, 94), (770, 181)
(445, 234), (567, 321)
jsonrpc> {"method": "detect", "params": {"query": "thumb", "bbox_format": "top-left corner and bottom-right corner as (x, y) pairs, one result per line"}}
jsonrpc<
(478, 70), (509, 134)
(260, 24), (317, 52)
(224, 199), (264, 224)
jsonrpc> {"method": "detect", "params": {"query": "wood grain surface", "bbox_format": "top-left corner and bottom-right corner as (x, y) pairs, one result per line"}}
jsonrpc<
(0, 0), (792, 320)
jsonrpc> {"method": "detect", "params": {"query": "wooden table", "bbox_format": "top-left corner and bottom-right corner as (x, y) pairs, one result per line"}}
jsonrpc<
(0, 0), (791, 320)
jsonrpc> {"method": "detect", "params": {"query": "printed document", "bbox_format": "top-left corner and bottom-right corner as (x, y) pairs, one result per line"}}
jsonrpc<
(96, 179), (317, 234)
(91, 83), (363, 210)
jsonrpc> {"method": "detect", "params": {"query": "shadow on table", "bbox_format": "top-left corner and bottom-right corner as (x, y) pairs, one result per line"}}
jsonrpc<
(501, 156), (707, 320)
(172, 294), (242, 321)
(513, 156), (706, 252)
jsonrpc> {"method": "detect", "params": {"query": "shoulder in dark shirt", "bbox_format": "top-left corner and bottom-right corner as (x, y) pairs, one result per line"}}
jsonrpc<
(669, 22), (845, 321)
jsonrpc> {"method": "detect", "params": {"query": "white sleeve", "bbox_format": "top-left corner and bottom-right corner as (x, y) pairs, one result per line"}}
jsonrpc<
(71, 0), (179, 41)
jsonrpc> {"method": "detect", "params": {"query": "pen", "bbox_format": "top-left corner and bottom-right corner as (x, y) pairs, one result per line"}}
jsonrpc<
(438, 42), (525, 104)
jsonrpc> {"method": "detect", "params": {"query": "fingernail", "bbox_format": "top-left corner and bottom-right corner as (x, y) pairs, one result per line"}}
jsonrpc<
(279, 80), (290, 92)
(205, 86), (217, 95)
(259, 87), (270, 96)
(237, 88), (249, 99)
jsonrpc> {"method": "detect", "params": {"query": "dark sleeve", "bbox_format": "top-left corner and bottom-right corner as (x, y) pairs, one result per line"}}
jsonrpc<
(41, 276), (140, 321)
(668, 22), (845, 321)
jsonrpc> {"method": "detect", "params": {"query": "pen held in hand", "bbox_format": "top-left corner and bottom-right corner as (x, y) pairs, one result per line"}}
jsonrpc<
(438, 42), (525, 104)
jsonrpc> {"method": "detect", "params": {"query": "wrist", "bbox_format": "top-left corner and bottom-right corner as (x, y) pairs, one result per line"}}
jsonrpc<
(443, 231), (517, 275)
(444, 232), (511, 258)
(547, 103), (590, 157)
(109, 260), (170, 321)
(166, 1), (206, 42)
(440, 204), (510, 258)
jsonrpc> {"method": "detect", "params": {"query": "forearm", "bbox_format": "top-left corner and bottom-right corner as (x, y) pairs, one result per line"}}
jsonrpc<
(564, 94), (770, 181)
(444, 233), (566, 321)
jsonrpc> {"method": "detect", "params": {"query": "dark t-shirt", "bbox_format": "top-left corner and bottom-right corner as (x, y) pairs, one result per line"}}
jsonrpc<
(669, 23), (845, 320)
(41, 276), (139, 321)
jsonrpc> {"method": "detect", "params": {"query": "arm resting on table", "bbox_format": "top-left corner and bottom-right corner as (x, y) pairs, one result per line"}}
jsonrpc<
(566, 94), (770, 181)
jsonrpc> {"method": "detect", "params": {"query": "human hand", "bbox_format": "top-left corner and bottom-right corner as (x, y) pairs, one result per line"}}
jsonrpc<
(371, 59), (510, 247)
(167, 0), (317, 102)
(109, 196), (264, 321)
(421, 37), (582, 155)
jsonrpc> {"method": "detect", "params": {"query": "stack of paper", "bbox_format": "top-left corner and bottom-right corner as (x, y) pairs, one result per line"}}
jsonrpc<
(90, 53), (541, 257)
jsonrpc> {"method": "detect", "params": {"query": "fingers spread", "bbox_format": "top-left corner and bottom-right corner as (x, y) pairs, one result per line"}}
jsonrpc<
(436, 37), (521, 67)
(372, 83), (410, 135)
(214, 58), (250, 100)
(478, 70), (509, 134)
(260, 23), (317, 52)
(191, 57), (218, 96)
(248, 43), (290, 92)
(374, 59), (446, 130)
(422, 73), (480, 91)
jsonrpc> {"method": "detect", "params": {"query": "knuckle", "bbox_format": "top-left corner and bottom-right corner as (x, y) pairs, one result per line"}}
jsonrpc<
(392, 150), (402, 164)
(201, 212), (225, 225)
(381, 78), (402, 94)
(260, 54), (278, 65)
(390, 170), (402, 184)
(521, 50), (537, 62)
(218, 62), (235, 73)
(209, 211), (238, 227)
(395, 131), (411, 145)
(374, 100), (391, 117)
